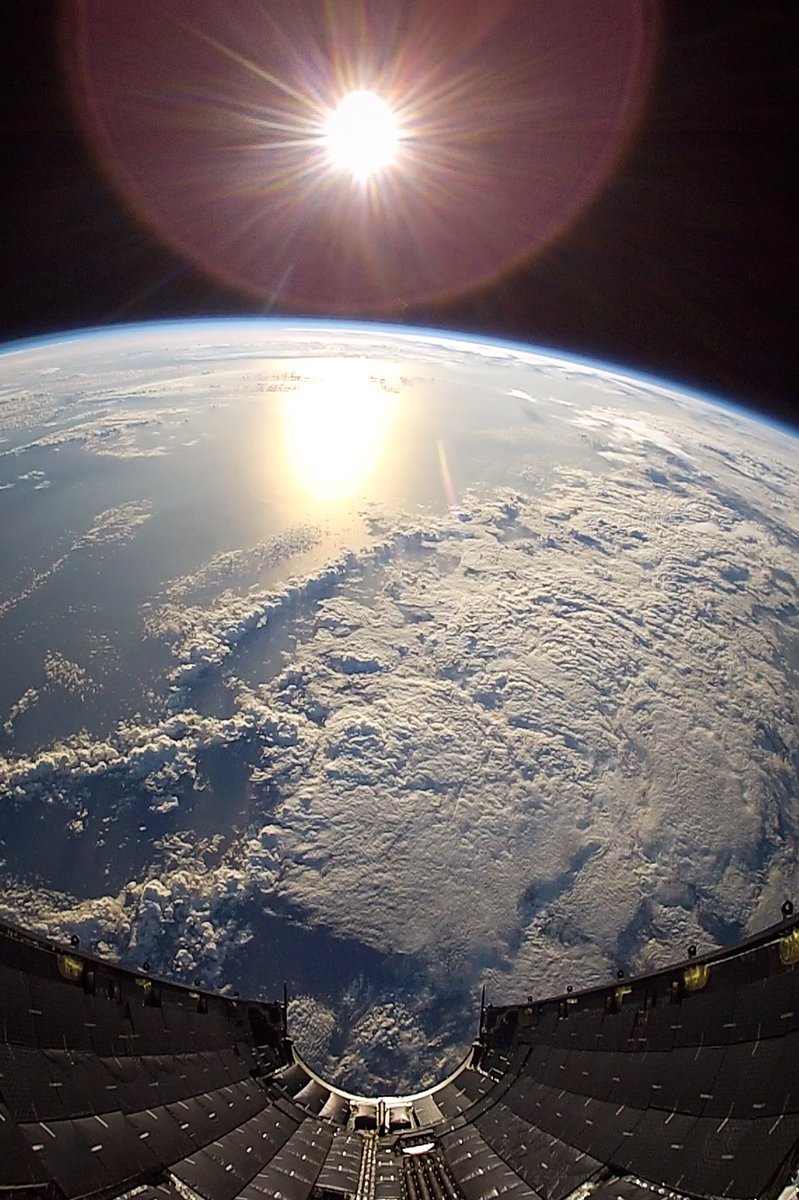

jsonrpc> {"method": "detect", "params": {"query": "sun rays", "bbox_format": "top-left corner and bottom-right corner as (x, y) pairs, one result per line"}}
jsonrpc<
(65, 1), (656, 310)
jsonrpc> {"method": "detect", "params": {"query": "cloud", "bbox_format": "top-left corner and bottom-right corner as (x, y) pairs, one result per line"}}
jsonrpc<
(0, 832), (255, 989)
(0, 708), (251, 800)
(4, 458), (795, 1004)
(246, 476), (795, 986)
(1, 407), (194, 461)
(0, 501), (151, 620)
(74, 501), (152, 548)
(1, 330), (797, 1089)
(43, 652), (91, 696)
(146, 521), (444, 701)
(289, 975), (475, 1095)
(3, 688), (39, 736)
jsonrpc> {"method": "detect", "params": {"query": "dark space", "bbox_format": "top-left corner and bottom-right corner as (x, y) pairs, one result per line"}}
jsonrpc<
(2, 1), (796, 428)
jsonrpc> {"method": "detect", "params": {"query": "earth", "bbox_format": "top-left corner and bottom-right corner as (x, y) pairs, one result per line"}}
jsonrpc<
(0, 319), (797, 1094)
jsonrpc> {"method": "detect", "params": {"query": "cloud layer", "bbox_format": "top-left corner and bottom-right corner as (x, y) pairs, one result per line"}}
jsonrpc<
(1, 325), (797, 1090)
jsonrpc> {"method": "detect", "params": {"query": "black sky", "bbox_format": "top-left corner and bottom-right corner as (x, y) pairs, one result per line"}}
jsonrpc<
(2, 1), (797, 429)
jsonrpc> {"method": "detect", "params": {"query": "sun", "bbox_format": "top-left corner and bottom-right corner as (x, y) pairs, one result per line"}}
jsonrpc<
(323, 90), (399, 181)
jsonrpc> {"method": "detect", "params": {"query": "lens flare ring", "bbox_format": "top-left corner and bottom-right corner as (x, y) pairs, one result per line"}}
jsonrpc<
(64, 1), (659, 311)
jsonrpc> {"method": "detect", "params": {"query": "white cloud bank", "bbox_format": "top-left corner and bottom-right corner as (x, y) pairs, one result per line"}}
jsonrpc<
(1, 332), (797, 1089)
(3, 464), (796, 995)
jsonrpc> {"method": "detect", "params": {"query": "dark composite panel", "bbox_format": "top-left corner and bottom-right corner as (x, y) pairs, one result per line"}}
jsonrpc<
(439, 1122), (539, 1200)
(313, 1129), (364, 1196)
(480, 919), (799, 1198)
(474, 1100), (603, 1200)
(0, 920), (290, 1198)
(1, 915), (798, 1200)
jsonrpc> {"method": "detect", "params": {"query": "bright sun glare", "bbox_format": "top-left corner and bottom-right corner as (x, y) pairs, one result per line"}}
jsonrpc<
(324, 90), (398, 181)
(282, 362), (397, 503)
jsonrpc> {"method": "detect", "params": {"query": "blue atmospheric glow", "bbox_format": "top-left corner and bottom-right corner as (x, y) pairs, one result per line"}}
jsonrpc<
(0, 317), (793, 441)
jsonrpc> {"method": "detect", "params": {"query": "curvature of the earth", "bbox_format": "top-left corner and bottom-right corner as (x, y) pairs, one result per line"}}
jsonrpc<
(0, 319), (797, 1093)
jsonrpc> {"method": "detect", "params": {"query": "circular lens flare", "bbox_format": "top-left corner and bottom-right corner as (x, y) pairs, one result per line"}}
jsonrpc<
(324, 91), (398, 181)
(64, 1), (659, 312)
